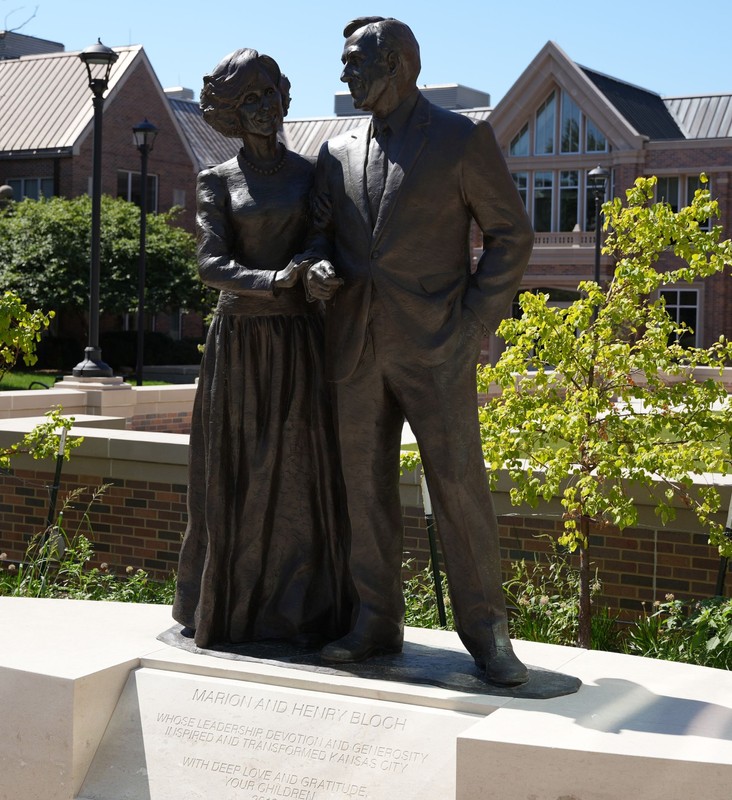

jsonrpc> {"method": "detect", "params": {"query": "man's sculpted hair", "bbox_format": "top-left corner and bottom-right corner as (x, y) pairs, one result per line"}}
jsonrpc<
(343, 16), (421, 85)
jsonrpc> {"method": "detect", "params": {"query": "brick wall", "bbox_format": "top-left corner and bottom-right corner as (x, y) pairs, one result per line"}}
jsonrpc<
(402, 508), (730, 614)
(0, 469), (187, 576)
(128, 411), (192, 434)
(2, 466), (727, 613)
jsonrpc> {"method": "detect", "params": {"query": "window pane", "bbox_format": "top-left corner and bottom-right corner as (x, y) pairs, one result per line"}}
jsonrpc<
(24, 179), (39, 200)
(534, 92), (555, 155)
(679, 307), (696, 328)
(659, 290), (675, 306)
(660, 288), (698, 347)
(656, 177), (679, 212)
(586, 118), (607, 152)
(510, 123), (529, 157)
(146, 175), (158, 213)
(512, 172), (528, 209)
(129, 173), (144, 207)
(560, 94), (580, 153)
(585, 185), (597, 232)
(117, 171), (131, 200)
(686, 175), (702, 199)
(40, 178), (54, 197)
(559, 170), (578, 231)
(7, 179), (21, 200)
(533, 171), (553, 231)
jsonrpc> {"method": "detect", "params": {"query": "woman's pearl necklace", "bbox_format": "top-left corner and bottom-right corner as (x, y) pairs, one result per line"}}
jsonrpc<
(241, 145), (287, 175)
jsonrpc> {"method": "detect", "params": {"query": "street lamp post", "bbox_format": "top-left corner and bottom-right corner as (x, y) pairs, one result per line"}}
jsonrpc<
(588, 165), (610, 285)
(132, 119), (159, 386)
(72, 39), (118, 378)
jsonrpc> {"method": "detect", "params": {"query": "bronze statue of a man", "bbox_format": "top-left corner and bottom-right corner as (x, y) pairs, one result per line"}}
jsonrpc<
(307, 17), (534, 685)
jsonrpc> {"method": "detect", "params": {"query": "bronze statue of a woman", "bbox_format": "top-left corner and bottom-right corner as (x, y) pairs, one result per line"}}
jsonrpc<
(172, 48), (350, 649)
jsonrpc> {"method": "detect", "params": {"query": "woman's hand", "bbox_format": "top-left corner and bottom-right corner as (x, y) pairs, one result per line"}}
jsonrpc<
(273, 259), (309, 290)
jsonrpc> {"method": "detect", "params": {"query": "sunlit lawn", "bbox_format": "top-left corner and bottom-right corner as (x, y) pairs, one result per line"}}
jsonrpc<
(0, 371), (169, 390)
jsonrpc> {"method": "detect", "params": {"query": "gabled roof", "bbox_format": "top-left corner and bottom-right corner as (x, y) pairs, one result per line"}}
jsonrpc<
(580, 67), (684, 140)
(664, 94), (732, 139)
(489, 41), (648, 151)
(0, 46), (139, 155)
(0, 45), (197, 169)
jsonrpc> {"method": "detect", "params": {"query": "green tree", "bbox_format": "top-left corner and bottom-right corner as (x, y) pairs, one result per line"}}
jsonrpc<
(477, 176), (732, 648)
(0, 195), (209, 320)
(0, 290), (53, 375)
(0, 291), (79, 470)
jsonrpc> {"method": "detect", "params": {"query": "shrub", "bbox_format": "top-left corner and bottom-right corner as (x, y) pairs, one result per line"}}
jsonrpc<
(624, 594), (731, 670)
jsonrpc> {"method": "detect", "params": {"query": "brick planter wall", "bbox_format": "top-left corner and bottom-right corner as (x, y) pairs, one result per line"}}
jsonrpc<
(1, 465), (728, 613)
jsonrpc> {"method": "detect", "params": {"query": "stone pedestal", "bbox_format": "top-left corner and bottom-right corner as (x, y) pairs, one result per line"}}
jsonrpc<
(59, 376), (136, 419)
(0, 598), (730, 800)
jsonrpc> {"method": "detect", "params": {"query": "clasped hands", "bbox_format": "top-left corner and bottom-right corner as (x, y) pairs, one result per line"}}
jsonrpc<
(273, 259), (343, 300)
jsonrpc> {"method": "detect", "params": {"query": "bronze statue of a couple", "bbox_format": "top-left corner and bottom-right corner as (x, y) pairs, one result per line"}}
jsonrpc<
(172, 16), (534, 686)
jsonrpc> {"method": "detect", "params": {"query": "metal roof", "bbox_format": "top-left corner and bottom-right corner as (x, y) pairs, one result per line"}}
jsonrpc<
(169, 103), (493, 166)
(0, 46), (140, 156)
(664, 94), (732, 139)
(167, 98), (240, 170)
(283, 115), (367, 158)
(282, 107), (491, 158)
(581, 67), (685, 141)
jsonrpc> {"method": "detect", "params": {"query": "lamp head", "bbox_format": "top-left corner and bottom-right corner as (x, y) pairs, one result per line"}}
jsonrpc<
(588, 165), (610, 195)
(79, 39), (118, 94)
(132, 118), (159, 153)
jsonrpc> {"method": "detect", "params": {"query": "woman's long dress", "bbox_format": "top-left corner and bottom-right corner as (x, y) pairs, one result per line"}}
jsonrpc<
(172, 149), (350, 648)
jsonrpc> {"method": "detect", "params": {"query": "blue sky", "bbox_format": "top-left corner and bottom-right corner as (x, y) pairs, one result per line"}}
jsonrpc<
(7, 0), (732, 119)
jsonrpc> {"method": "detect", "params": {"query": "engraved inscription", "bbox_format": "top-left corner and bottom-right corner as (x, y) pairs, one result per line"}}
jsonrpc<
(82, 668), (478, 800)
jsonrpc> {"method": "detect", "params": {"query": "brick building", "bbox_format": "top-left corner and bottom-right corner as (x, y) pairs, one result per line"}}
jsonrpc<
(0, 32), (196, 226)
(490, 41), (732, 353)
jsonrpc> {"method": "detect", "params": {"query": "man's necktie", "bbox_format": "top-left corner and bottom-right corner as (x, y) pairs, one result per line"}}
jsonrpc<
(366, 121), (389, 224)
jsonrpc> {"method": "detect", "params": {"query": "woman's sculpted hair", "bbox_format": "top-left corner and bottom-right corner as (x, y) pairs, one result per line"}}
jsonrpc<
(200, 48), (291, 138)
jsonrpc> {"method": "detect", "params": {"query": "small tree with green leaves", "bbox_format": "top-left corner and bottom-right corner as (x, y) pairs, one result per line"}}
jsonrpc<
(0, 291), (79, 474)
(477, 176), (732, 648)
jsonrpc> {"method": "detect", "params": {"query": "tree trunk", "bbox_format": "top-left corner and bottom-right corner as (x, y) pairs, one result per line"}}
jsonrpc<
(578, 516), (592, 649)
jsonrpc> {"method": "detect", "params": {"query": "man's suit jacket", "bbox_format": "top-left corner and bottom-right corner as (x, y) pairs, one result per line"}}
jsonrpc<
(310, 92), (534, 382)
